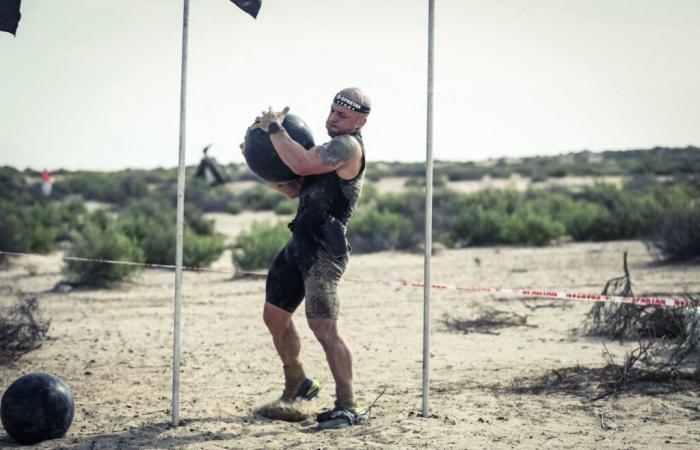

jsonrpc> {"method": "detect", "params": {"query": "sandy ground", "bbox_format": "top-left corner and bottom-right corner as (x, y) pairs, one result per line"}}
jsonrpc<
(1, 225), (699, 448)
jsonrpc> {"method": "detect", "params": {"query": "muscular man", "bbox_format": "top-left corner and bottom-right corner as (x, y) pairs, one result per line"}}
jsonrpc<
(250, 87), (371, 429)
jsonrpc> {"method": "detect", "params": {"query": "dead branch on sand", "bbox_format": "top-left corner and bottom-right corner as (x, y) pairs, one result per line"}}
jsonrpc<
(0, 295), (51, 363)
(441, 309), (534, 335)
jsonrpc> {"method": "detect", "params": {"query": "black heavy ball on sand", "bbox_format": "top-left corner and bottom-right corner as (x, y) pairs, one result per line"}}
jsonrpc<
(243, 114), (315, 183)
(1, 372), (75, 445)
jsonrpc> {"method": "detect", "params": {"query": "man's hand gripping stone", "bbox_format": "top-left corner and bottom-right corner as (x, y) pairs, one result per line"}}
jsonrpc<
(249, 106), (290, 133)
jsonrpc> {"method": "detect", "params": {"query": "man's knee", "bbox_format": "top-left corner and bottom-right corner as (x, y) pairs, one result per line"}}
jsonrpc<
(308, 318), (339, 345)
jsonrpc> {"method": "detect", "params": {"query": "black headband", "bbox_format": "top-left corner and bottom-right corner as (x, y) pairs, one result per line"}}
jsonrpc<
(334, 94), (371, 114)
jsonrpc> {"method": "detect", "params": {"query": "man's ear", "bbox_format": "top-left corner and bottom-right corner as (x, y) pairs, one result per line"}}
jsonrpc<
(356, 115), (368, 130)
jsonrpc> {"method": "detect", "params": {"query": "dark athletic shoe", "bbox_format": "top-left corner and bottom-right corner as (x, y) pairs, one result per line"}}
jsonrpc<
(316, 405), (367, 430)
(281, 378), (320, 402)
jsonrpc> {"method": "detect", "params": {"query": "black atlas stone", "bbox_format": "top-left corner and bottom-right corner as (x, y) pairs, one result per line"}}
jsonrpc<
(1, 372), (75, 445)
(243, 114), (315, 182)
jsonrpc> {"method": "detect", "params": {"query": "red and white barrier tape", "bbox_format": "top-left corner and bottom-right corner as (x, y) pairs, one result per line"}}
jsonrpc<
(346, 278), (698, 309)
(0, 251), (231, 274)
(1, 250), (697, 309)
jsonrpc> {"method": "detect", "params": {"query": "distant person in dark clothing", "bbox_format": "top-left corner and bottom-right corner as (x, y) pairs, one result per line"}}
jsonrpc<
(195, 145), (229, 186)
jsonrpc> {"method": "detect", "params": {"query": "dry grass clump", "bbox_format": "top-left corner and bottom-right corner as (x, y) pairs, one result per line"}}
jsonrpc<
(442, 309), (533, 335)
(0, 295), (51, 363)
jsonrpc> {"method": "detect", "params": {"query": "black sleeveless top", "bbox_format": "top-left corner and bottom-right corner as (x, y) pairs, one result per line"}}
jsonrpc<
(288, 132), (366, 236)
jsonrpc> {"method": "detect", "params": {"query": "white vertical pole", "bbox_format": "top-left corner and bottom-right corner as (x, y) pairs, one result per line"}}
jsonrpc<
(172, 0), (189, 428)
(422, 0), (435, 418)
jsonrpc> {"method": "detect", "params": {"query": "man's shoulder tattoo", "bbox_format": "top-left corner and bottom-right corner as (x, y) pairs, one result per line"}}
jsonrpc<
(316, 135), (360, 167)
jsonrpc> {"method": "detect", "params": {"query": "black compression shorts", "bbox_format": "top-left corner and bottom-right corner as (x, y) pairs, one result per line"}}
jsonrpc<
(266, 235), (348, 319)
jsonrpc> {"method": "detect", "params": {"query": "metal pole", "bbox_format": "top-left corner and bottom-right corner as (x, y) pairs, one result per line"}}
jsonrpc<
(422, 0), (435, 418)
(172, 0), (189, 428)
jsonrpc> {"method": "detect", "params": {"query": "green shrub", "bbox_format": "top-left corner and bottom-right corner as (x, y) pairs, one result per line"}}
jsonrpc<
(360, 182), (379, 203)
(570, 183), (692, 241)
(231, 221), (290, 270)
(118, 201), (225, 267)
(440, 162), (484, 181)
(0, 197), (85, 256)
(184, 207), (216, 236)
(436, 189), (569, 246)
(561, 202), (605, 241)
(0, 166), (26, 196)
(64, 213), (144, 287)
(499, 209), (566, 246)
(181, 231), (227, 267)
(274, 199), (297, 215)
(347, 205), (416, 252)
(452, 206), (506, 246)
(183, 179), (239, 213)
(649, 203), (700, 261)
(239, 184), (287, 211)
(53, 171), (147, 204)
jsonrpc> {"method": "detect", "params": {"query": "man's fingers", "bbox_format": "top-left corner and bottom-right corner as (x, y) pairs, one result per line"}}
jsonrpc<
(280, 106), (290, 117)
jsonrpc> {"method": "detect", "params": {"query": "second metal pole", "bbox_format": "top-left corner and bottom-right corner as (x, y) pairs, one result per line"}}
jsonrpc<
(422, 0), (435, 418)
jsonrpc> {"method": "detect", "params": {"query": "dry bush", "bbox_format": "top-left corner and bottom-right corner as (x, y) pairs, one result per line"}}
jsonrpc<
(503, 253), (700, 400)
(585, 252), (641, 338)
(579, 252), (700, 398)
(510, 299), (700, 401)
(595, 311), (699, 397)
(586, 252), (699, 344)
(0, 295), (51, 363)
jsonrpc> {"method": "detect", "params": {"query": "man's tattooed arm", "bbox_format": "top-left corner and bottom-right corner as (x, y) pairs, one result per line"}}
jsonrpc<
(316, 135), (360, 168)
(269, 131), (362, 176)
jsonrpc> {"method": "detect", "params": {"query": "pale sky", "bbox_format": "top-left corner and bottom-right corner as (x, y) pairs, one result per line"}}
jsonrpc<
(1, 0), (699, 171)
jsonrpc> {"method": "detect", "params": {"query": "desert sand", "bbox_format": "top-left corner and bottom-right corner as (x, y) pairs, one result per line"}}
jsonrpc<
(1, 214), (699, 449)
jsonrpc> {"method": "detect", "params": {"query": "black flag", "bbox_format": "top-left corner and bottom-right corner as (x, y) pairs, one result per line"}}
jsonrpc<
(0, 0), (21, 35)
(230, 0), (261, 19)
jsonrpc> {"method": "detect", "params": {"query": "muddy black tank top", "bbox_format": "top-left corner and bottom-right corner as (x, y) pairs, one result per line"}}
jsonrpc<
(288, 132), (366, 235)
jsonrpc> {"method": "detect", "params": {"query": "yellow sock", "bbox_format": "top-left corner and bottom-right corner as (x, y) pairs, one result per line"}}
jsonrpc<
(335, 391), (358, 412)
(283, 364), (306, 399)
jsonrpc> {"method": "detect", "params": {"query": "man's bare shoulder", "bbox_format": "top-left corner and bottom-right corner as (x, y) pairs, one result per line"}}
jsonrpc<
(316, 134), (362, 168)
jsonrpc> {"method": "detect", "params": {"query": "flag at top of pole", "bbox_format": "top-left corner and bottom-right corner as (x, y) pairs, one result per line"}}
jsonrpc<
(230, 0), (262, 18)
(0, 0), (21, 35)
